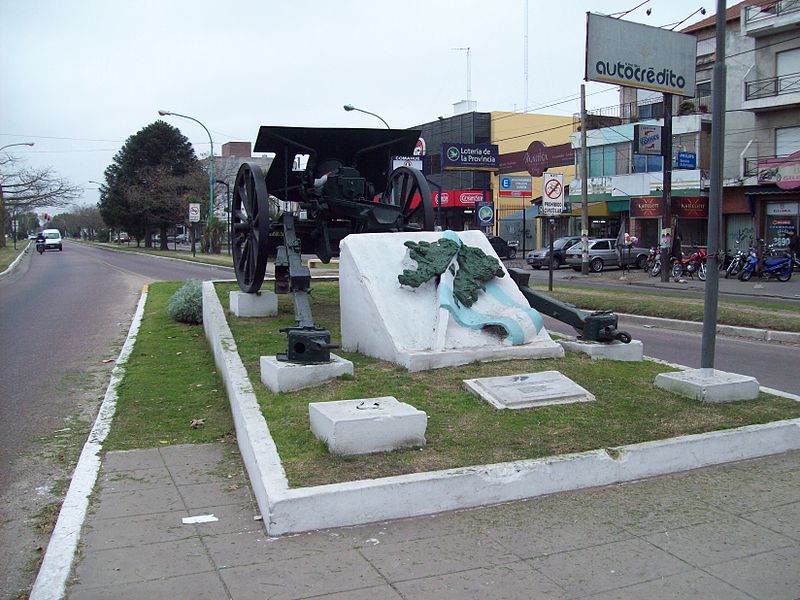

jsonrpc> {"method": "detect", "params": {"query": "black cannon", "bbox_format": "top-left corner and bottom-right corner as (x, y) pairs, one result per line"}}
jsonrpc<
(231, 126), (435, 363)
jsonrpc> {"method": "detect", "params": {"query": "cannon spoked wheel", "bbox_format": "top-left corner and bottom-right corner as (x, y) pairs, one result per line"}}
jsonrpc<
(383, 166), (435, 231)
(232, 163), (270, 293)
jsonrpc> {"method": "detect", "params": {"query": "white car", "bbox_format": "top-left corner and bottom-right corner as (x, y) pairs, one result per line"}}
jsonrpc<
(42, 228), (63, 251)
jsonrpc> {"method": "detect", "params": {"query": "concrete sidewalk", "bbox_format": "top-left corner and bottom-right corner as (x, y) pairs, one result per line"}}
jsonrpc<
(65, 444), (800, 600)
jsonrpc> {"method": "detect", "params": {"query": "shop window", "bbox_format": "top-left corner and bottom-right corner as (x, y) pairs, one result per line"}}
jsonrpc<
(633, 154), (663, 173)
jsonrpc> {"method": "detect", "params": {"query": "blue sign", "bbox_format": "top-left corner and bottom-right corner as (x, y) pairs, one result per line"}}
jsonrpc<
(500, 177), (511, 189)
(676, 152), (697, 169)
(475, 201), (494, 226)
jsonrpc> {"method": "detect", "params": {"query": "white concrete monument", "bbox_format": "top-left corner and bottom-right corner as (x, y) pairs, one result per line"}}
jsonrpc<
(340, 230), (563, 371)
(655, 368), (760, 403)
(229, 290), (278, 318)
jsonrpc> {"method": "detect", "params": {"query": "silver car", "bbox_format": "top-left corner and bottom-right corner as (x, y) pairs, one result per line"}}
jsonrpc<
(565, 238), (648, 272)
(526, 236), (582, 269)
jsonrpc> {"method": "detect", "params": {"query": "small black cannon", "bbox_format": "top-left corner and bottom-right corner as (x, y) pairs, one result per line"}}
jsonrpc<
(508, 268), (632, 344)
(231, 126), (435, 363)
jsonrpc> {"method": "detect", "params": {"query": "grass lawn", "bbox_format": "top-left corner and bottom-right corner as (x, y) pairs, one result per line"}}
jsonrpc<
(214, 281), (800, 488)
(0, 240), (29, 271)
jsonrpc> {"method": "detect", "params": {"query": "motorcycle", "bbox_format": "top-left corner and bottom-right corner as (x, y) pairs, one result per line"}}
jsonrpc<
(671, 247), (707, 281)
(649, 248), (665, 277)
(643, 247), (657, 274)
(738, 248), (792, 282)
(36, 239), (45, 255)
(724, 247), (746, 279)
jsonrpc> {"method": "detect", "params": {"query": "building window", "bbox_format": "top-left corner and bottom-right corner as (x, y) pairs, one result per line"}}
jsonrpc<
(776, 126), (800, 156)
(633, 154), (663, 173)
(588, 145), (617, 177)
(697, 37), (716, 57)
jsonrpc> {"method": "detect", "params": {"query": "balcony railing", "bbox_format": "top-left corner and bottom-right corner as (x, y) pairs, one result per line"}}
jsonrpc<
(745, 0), (800, 25)
(745, 72), (800, 100)
(744, 153), (798, 179)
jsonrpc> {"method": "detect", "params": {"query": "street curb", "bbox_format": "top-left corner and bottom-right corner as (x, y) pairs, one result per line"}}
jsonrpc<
(75, 241), (235, 270)
(29, 287), (149, 600)
(617, 312), (800, 345)
(0, 240), (31, 280)
(203, 281), (800, 537)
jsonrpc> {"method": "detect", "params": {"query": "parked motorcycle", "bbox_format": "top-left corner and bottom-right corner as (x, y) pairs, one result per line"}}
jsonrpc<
(671, 247), (707, 281)
(724, 247), (746, 279)
(738, 248), (792, 282)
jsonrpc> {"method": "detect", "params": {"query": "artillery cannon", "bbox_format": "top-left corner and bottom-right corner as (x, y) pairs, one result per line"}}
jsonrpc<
(231, 126), (435, 363)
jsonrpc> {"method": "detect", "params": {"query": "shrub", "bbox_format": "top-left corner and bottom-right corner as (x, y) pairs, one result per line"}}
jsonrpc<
(166, 279), (203, 324)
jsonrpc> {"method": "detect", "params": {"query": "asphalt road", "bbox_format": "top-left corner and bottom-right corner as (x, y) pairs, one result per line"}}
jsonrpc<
(0, 241), (233, 598)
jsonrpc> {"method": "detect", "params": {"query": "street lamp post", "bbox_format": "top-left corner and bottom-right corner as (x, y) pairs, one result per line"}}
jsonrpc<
(343, 104), (390, 128)
(158, 110), (215, 251)
(1, 142), (35, 249)
(215, 179), (231, 255)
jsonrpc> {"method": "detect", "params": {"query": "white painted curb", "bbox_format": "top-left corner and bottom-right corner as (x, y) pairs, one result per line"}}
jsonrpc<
(29, 288), (148, 600)
(0, 240), (31, 279)
(203, 282), (800, 536)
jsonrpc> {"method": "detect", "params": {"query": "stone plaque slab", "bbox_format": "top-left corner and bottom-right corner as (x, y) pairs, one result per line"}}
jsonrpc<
(463, 370), (595, 410)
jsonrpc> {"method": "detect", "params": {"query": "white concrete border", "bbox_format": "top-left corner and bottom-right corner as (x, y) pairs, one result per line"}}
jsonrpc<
(202, 282), (800, 536)
(0, 240), (31, 280)
(29, 287), (149, 600)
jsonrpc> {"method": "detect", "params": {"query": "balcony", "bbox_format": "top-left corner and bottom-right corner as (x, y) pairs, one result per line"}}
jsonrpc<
(744, 153), (800, 187)
(743, 72), (800, 111)
(743, 0), (800, 36)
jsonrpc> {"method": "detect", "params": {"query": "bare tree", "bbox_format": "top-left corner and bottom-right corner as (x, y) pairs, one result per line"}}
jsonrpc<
(0, 155), (81, 247)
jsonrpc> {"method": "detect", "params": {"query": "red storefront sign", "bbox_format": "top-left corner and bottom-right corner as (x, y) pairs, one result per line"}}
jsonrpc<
(498, 141), (574, 177)
(629, 196), (708, 219)
(629, 196), (664, 218)
(432, 190), (485, 207)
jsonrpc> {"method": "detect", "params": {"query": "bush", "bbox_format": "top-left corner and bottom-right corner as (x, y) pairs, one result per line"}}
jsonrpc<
(166, 280), (203, 324)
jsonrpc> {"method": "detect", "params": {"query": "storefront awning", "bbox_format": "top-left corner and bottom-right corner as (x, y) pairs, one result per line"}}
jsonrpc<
(607, 199), (630, 213)
(570, 202), (610, 217)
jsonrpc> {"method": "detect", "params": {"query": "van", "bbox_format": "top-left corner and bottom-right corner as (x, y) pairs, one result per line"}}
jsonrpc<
(42, 228), (63, 251)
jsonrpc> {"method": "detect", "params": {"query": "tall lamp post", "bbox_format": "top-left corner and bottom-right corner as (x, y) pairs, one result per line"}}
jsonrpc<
(343, 104), (390, 128)
(157, 110), (214, 251)
(215, 179), (231, 255)
(1, 142), (35, 249)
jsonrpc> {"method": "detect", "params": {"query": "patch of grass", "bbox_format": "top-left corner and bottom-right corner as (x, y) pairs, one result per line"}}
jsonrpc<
(216, 281), (800, 488)
(0, 241), (28, 271)
(536, 285), (800, 332)
(103, 282), (234, 450)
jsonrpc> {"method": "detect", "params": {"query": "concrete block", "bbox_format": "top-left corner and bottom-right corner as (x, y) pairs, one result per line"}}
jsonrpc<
(229, 291), (277, 318)
(559, 339), (643, 361)
(260, 354), (353, 393)
(464, 371), (595, 410)
(655, 368), (760, 403)
(308, 397), (427, 455)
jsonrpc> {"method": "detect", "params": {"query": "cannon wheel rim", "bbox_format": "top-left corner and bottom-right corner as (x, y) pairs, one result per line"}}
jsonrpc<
(232, 163), (270, 293)
(383, 166), (435, 231)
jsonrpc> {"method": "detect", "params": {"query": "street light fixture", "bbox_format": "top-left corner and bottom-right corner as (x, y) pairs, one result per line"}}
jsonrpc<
(157, 110), (215, 235)
(343, 104), (390, 129)
(0, 142), (34, 250)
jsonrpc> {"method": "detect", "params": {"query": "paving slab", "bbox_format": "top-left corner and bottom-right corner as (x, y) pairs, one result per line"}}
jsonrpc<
(584, 568), (754, 600)
(81, 510), (192, 552)
(177, 480), (252, 509)
(101, 447), (164, 472)
(741, 500), (800, 542)
(704, 544), (800, 600)
(90, 485), (184, 521)
(68, 571), (229, 600)
(98, 465), (173, 493)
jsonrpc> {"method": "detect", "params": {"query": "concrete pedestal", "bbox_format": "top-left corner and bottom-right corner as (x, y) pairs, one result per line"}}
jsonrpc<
(229, 291), (277, 318)
(464, 371), (595, 410)
(260, 353), (353, 393)
(559, 339), (643, 361)
(655, 368), (760, 403)
(308, 397), (427, 455)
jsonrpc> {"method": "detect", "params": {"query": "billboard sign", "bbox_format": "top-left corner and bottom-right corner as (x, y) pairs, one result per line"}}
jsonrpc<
(391, 155), (423, 171)
(634, 124), (663, 156)
(586, 12), (696, 97)
(498, 141), (573, 176)
(441, 142), (499, 171)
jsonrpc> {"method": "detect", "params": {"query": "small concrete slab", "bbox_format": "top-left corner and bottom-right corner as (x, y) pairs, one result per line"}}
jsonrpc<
(464, 371), (595, 410)
(260, 353), (353, 393)
(229, 290), (277, 318)
(559, 339), (643, 361)
(309, 397), (427, 456)
(655, 368), (760, 403)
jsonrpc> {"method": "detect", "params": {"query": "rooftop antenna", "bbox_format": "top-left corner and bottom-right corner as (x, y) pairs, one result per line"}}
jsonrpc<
(608, 0), (651, 19)
(452, 47), (472, 102)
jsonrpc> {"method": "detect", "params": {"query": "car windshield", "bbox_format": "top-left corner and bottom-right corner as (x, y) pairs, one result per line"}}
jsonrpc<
(45, 232), (60, 239)
(553, 238), (576, 250)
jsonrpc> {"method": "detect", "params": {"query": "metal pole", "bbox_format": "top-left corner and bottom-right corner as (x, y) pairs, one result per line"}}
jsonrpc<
(548, 218), (555, 291)
(660, 93), (673, 282)
(701, 0), (727, 370)
(580, 84), (590, 275)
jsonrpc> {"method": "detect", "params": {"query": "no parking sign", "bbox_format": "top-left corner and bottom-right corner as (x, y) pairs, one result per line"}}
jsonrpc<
(541, 173), (564, 216)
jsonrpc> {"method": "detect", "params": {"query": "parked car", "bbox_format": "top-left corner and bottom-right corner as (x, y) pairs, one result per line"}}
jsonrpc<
(41, 228), (63, 251)
(487, 236), (518, 259)
(526, 236), (582, 269)
(565, 238), (648, 272)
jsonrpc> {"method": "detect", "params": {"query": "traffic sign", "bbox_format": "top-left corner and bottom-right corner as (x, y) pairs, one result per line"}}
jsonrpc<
(189, 203), (201, 223)
(541, 173), (564, 215)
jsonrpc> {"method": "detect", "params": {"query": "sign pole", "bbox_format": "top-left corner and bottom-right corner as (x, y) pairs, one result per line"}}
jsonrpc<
(548, 218), (555, 292)
(580, 84), (590, 275)
(700, 0), (727, 370)
(660, 92), (673, 282)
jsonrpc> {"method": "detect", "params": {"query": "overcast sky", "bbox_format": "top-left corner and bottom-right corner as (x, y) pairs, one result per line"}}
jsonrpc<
(1, 0), (724, 211)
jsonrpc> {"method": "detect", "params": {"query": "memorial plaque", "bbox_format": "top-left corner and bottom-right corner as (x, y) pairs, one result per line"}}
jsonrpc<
(463, 371), (595, 410)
